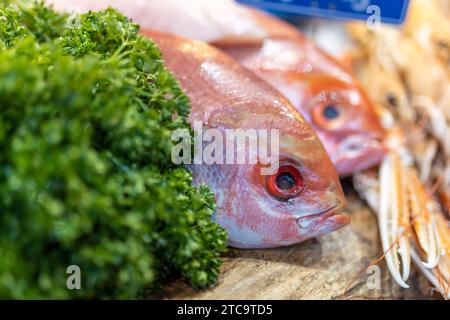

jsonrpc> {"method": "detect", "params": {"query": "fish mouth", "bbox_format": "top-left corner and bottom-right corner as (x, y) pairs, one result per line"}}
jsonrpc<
(315, 205), (340, 224)
(334, 135), (386, 177)
(296, 205), (349, 230)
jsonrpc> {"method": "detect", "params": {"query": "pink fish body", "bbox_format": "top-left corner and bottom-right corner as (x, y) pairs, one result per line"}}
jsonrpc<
(145, 31), (348, 248)
(47, 0), (349, 248)
(46, 0), (385, 177)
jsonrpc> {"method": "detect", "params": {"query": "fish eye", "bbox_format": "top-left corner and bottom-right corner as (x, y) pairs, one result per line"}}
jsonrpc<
(386, 93), (398, 107)
(437, 40), (449, 49)
(266, 164), (303, 200)
(276, 172), (296, 190)
(323, 105), (340, 120)
(312, 103), (344, 129)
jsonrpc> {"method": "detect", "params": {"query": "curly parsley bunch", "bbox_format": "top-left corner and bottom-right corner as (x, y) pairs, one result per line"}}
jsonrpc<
(0, 2), (226, 299)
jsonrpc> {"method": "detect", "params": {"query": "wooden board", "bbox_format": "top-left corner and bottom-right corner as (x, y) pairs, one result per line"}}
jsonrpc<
(153, 186), (441, 300)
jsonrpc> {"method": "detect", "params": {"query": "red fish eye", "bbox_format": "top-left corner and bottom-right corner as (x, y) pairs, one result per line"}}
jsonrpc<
(266, 165), (304, 200)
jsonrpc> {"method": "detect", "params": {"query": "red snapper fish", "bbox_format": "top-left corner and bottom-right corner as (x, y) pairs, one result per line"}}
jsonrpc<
(146, 31), (348, 248)
(47, 0), (386, 177)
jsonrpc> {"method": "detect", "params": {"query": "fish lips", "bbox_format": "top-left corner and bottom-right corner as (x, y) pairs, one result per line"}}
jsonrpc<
(296, 205), (350, 233)
(333, 135), (386, 177)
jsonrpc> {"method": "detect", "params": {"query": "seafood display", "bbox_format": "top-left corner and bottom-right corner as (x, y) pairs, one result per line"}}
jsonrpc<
(40, 0), (450, 299)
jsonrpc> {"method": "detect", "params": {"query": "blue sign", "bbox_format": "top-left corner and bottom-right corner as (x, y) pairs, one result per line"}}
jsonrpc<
(236, 0), (410, 25)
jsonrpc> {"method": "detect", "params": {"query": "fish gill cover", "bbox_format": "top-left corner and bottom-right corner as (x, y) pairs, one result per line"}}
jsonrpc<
(0, 1), (226, 298)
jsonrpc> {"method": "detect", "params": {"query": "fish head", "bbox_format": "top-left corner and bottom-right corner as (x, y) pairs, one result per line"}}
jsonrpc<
(263, 71), (386, 177)
(305, 75), (387, 177)
(201, 103), (348, 249)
